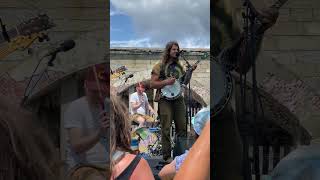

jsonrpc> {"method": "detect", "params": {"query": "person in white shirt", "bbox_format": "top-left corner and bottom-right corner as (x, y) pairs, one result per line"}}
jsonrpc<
(129, 82), (155, 127)
(64, 64), (110, 180)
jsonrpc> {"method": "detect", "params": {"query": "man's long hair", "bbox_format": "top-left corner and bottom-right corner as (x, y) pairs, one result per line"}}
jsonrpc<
(162, 41), (180, 64)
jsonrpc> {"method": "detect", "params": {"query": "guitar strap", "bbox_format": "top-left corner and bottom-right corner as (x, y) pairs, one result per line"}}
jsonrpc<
(159, 63), (166, 80)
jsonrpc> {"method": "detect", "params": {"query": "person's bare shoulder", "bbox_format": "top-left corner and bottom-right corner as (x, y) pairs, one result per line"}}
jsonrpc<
(151, 62), (162, 76)
(132, 157), (155, 180)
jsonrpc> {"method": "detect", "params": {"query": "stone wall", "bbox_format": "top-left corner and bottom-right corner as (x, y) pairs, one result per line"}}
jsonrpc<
(110, 48), (210, 91)
(229, 0), (320, 140)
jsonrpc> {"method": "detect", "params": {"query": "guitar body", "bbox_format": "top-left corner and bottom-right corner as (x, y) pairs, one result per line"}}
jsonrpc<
(160, 54), (207, 101)
(160, 79), (182, 100)
(0, 14), (54, 60)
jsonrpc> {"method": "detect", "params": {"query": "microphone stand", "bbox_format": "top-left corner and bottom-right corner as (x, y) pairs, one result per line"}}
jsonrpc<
(47, 52), (57, 66)
(120, 74), (133, 86)
(179, 53), (192, 136)
(241, 0), (260, 180)
(21, 52), (57, 107)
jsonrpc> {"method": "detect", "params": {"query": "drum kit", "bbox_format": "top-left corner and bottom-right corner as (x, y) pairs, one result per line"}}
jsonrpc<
(130, 114), (163, 157)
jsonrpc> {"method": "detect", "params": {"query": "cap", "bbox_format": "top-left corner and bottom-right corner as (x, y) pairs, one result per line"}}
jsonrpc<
(191, 106), (210, 135)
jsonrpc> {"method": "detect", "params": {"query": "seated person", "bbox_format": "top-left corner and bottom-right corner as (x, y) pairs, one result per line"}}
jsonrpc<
(110, 89), (155, 180)
(130, 82), (156, 127)
(64, 64), (110, 180)
(158, 106), (210, 180)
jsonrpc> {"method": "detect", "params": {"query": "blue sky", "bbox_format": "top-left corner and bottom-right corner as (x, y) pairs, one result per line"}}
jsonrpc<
(110, 3), (134, 42)
(110, 0), (210, 48)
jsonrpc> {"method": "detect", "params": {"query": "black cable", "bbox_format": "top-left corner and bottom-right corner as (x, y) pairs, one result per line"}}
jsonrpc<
(241, 1), (252, 179)
(247, 1), (260, 179)
(0, 18), (10, 42)
(21, 55), (50, 106)
(257, 92), (265, 119)
(180, 53), (192, 135)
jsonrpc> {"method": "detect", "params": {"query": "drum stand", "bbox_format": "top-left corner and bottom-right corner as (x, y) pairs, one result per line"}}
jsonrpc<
(240, 1), (261, 180)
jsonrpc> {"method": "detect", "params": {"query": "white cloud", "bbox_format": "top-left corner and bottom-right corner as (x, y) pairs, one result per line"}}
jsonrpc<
(111, 27), (123, 32)
(110, 38), (157, 48)
(110, 0), (210, 48)
(110, 37), (209, 48)
(110, 9), (125, 16)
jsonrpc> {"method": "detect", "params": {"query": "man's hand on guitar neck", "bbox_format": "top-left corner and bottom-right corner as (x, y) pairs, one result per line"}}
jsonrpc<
(257, 7), (279, 33)
(191, 64), (198, 71)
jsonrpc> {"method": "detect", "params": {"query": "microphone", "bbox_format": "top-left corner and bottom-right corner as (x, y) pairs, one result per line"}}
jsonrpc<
(176, 50), (185, 57)
(45, 40), (75, 57)
(124, 73), (134, 83)
(46, 40), (75, 66)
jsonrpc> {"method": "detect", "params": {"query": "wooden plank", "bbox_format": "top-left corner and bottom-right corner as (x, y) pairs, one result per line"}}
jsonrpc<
(284, 145), (291, 156)
(263, 36), (320, 51)
(47, 8), (107, 20)
(272, 145), (281, 168)
(268, 22), (320, 36)
(0, 8), (107, 21)
(51, 19), (106, 32)
(0, 0), (107, 8)
(262, 145), (270, 174)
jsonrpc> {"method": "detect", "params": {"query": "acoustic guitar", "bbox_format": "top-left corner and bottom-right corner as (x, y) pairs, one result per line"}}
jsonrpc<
(0, 14), (54, 60)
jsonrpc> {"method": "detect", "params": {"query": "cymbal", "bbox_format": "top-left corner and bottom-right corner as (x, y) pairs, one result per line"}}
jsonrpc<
(130, 114), (155, 122)
(144, 115), (155, 122)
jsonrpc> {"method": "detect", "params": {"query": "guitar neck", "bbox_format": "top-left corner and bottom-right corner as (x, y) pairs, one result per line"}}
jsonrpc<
(246, 0), (289, 20)
(270, 0), (289, 9)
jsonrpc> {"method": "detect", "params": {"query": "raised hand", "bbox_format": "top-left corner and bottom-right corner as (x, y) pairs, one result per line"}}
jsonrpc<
(139, 95), (145, 103)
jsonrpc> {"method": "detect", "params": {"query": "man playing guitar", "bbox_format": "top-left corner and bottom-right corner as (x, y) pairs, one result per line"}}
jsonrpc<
(150, 41), (197, 163)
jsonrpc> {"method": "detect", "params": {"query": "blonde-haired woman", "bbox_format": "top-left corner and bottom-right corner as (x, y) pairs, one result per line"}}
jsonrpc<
(109, 90), (154, 180)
